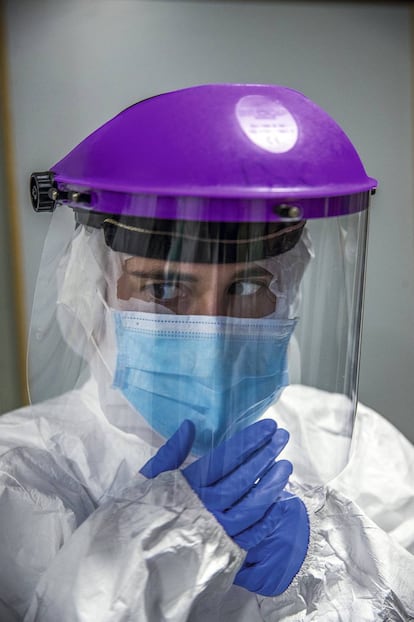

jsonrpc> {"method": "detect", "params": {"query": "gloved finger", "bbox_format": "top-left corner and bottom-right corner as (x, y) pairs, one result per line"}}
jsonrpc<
(212, 431), (290, 504)
(140, 419), (196, 479)
(234, 562), (271, 596)
(197, 434), (290, 511)
(235, 543), (288, 594)
(215, 459), (292, 533)
(242, 495), (309, 564)
(231, 459), (293, 516)
(184, 419), (277, 488)
(234, 495), (310, 597)
(233, 501), (285, 549)
(236, 536), (302, 596)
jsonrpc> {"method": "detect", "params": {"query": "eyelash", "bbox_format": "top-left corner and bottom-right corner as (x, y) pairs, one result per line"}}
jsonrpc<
(140, 279), (269, 300)
(141, 281), (184, 301)
(229, 280), (265, 296)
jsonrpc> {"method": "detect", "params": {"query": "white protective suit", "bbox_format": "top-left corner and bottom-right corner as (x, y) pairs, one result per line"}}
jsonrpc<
(1, 220), (413, 621)
(16, 79), (413, 619)
(0, 379), (413, 621)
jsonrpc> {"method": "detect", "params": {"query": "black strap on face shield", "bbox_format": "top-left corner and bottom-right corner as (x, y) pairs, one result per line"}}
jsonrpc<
(74, 210), (305, 263)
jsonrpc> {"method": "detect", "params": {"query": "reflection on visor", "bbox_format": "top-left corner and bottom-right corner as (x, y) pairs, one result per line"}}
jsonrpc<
(75, 211), (305, 263)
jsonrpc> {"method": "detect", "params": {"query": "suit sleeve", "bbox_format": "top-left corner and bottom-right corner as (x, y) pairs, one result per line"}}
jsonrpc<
(0, 444), (243, 622)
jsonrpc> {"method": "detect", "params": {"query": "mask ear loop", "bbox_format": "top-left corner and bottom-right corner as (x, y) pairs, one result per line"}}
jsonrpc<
(90, 288), (115, 377)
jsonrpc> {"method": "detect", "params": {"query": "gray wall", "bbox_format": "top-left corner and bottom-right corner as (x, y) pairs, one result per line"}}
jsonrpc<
(4, 0), (414, 440)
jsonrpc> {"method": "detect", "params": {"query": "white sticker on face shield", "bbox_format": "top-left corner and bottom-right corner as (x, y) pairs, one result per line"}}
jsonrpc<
(236, 95), (298, 153)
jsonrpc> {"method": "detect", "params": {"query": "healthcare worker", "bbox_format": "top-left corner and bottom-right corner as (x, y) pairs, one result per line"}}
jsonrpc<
(0, 84), (413, 621)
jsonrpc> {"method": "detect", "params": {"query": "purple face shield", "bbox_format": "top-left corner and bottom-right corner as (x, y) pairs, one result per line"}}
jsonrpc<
(28, 85), (376, 481)
(30, 84), (376, 225)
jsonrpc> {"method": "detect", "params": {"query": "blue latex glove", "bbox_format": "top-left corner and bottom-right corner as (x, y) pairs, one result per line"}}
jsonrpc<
(140, 419), (196, 478)
(181, 420), (293, 549)
(234, 491), (310, 596)
(141, 419), (300, 551)
(141, 420), (309, 596)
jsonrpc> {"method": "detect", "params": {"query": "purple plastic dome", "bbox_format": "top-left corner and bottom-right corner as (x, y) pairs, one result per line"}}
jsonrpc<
(49, 84), (377, 222)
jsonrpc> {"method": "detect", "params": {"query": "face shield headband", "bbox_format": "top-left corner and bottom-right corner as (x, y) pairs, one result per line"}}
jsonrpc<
(74, 210), (306, 264)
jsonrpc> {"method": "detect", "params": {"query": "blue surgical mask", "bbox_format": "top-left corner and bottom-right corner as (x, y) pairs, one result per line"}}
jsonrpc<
(113, 312), (296, 455)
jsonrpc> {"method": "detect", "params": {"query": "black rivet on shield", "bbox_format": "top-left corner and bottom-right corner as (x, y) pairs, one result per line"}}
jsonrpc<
(273, 204), (302, 220)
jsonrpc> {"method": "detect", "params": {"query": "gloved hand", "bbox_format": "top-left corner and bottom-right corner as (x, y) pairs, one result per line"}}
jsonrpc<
(181, 420), (293, 550)
(141, 420), (309, 596)
(234, 490), (310, 596)
(141, 419), (301, 552)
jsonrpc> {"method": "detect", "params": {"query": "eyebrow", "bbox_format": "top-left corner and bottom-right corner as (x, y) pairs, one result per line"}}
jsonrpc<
(124, 269), (198, 282)
(125, 265), (271, 281)
(232, 266), (272, 279)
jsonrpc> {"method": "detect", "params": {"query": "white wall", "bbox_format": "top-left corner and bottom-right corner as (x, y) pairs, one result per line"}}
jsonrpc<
(5, 0), (414, 440)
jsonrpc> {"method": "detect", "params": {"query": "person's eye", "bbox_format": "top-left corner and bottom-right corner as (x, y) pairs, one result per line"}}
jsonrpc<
(142, 281), (184, 302)
(228, 280), (267, 297)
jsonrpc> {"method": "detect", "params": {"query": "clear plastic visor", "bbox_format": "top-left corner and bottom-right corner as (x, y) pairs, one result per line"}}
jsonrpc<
(28, 202), (369, 486)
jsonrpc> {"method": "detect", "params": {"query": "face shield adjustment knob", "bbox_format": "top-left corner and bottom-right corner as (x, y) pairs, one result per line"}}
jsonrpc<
(30, 172), (58, 212)
(273, 204), (302, 220)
